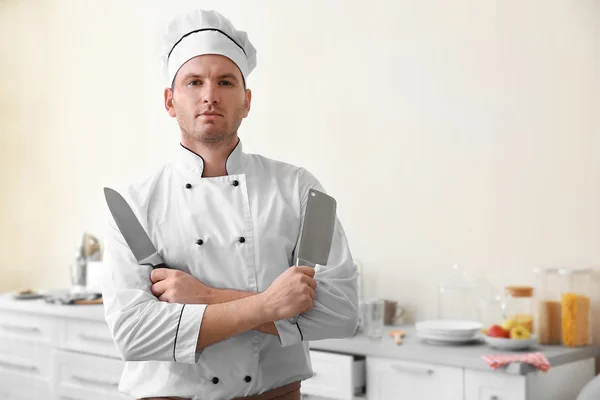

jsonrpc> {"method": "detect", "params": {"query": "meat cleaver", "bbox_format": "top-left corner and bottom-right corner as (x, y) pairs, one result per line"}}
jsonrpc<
(103, 187), (167, 269)
(289, 189), (337, 324)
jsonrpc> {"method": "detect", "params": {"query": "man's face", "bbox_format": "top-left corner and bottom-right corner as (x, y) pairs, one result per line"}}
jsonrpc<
(164, 54), (251, 144)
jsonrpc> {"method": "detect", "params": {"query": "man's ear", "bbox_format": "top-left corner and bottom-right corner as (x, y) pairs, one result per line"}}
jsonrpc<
(243, 88), (252, 118)
(164, 87), (176, 118)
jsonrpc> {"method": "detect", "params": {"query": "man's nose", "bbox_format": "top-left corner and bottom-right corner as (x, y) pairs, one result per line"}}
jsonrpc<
(202, 82), (219, 104)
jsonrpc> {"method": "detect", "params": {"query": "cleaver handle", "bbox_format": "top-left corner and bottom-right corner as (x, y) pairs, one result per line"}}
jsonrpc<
(287, 258), (316, 324)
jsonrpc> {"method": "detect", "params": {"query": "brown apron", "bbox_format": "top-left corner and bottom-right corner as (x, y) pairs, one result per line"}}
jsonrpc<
(140, 381), (301, 400)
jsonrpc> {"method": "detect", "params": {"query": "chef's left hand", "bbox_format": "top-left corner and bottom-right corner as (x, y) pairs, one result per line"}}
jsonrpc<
(150, 268), (213, 304)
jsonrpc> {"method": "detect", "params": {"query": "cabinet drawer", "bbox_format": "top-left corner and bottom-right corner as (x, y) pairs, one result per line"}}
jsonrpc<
(0, 337), (53, 379)
(367, 357), (463, 400)
(0, 369), (52, 400)
(55, 349), (125, 399)
(57, 384), (130, 400)
(464, 370), (525, 400)
(59, 318), (120, 358)
(0, 309), (56, 344)
(301, 350), (365, 399)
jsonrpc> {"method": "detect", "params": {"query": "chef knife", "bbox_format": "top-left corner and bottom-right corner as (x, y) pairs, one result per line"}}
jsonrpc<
(103, 187), (167, 269)
(289, 189), (337, 324)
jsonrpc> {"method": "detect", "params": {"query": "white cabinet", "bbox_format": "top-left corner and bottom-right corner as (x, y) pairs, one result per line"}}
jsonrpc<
(0, 309), (56, 400)
(465, 369), (526, 400)
(58, 317), (120, 359)
(54, 350), (128, 400)
(465, 359), (594, 400)
(301, 350), (365, 400)
(0, 303), (124, 400)
(366, 357), (463, 400)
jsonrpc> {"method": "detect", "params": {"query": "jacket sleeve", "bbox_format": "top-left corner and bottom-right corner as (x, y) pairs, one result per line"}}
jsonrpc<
(274, 170), (359, 346)
(101, 195), (207, 364)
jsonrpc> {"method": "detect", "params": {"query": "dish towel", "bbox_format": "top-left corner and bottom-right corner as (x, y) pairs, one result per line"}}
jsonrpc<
(482, 353), (551, 372)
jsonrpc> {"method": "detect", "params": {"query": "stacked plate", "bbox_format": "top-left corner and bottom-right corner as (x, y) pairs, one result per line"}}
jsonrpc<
(416, 320), (484, 345)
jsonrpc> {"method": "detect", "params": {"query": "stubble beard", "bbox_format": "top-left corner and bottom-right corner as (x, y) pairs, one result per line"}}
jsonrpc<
(178, 106), (246, 149)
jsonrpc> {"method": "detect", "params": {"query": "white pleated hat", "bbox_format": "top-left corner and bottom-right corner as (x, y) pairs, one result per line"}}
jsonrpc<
(160, 9), (257, 86)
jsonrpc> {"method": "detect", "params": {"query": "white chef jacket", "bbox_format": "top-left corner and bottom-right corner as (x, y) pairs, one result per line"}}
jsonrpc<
(102, 139), (359, 400)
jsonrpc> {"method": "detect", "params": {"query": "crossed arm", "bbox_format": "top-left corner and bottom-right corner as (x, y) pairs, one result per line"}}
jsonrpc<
(149, 266), (317, 351)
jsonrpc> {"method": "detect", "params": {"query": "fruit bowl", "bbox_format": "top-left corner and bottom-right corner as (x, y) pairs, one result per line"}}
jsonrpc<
(484, 334), (537, 351)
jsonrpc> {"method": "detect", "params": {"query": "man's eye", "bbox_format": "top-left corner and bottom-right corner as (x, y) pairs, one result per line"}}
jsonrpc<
(188, 80), (201, 86)
(219, 80), (232, 86)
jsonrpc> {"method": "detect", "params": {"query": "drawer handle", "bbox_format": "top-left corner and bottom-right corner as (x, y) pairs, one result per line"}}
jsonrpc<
(391, 364), (434, 375)
(0, 324), (41, 334)
(0, 359), (39, 373)
(78, 333), (113, 344)
(72, 374), (119, 388)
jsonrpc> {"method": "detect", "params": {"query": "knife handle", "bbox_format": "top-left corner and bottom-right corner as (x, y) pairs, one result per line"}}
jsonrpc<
(139, 253), (168, 270)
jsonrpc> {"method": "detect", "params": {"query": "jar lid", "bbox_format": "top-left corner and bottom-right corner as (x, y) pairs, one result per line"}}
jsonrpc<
(532, 267), (559, 274)
(505, 286), (534, 297)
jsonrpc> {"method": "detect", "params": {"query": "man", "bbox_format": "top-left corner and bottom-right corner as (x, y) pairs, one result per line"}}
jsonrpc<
(102, 9), (358, 400)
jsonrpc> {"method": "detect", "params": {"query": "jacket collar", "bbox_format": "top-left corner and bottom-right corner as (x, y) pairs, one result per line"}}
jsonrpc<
(177, 138), (245, 177)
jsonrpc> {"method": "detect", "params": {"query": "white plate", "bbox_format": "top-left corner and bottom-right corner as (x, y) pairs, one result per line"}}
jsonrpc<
(416, 320), (484, 335)
(416, 331), (480, 343)
(416, 329), (480, 340)
(417, 328), (481, 339)
(483, 335), (537, 351)
(417, 332), (481, 345)
(11, 292), (45, 300)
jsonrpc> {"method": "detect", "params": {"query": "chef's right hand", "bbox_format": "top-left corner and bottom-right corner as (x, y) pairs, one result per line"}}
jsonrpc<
(261, 266), (317, 321)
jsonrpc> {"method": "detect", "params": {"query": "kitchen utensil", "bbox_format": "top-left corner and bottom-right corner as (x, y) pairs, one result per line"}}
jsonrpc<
(69, 232), (102, 293)
(289, 189), (337, 324)
(295, 189), (336, 267)
(389, 329), (405, 345)
(384, 300), (405, 325)
(103, 187), (166, 269)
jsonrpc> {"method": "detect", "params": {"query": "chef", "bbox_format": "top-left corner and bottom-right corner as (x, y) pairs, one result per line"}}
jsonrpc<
(102, 8), (359, 400)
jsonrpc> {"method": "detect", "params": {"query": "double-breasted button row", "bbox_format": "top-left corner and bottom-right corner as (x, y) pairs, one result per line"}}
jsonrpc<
(194, 238), (246, 245)
(184, 180), (239, 189)
(211, 376), (252, 384)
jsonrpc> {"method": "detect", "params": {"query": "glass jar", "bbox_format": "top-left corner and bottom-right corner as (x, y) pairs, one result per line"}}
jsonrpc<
(504, 286), (534, 333)
(533, 268), (562, 344)
(558, 268), (593, 347)
(476, 278), (505, 328)
(437, 264), (480, 321)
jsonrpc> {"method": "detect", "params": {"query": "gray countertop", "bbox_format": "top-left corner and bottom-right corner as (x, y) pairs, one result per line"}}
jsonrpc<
(0, 293), (105, 320)
(3, 294), (599, 376)
(309, 325), (600, 375)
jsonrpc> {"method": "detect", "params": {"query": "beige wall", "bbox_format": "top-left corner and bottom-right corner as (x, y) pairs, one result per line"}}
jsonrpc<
(1, 0), (599, 338)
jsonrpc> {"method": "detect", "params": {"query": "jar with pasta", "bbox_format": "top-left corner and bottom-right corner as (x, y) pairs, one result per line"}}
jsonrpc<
(558, 268), (592, 347)
(533, 267), (562, 345)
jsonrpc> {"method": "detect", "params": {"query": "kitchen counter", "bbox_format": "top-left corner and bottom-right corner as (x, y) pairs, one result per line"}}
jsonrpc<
(0, 293), (105, 320)
(310, 325), (600, 375)
(3, 294), (598, 377)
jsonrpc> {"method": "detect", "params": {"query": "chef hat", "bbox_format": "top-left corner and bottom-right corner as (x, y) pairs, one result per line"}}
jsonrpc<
(161, 9), (257, 86)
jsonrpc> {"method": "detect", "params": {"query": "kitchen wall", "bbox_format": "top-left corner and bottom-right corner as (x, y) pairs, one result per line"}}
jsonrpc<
(1, 0), (599, 337)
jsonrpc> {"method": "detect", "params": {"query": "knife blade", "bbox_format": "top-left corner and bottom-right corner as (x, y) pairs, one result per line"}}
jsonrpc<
(103, 187), (167, 269)
(289, 189), (337, 324)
